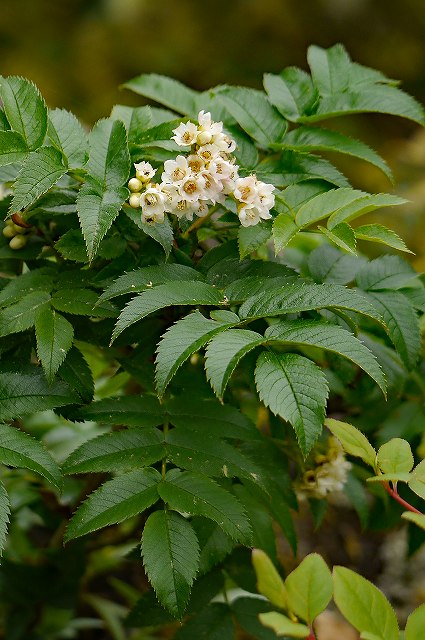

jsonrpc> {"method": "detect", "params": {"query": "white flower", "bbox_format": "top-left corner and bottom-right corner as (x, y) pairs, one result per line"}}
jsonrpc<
(187, 154), (206, 174)
(199, 170), (223, 203)
(197, 143), (222, 163)
(238, 203), (272, 227)
(234, 175), (259, 205)
(257, 180), (275, 211)
(180, 174), (207, 202)
(197, 110), (223, 145)
(194, 200), (210, 218)
(140, 184), (166, 223)
(173, 199), (195, 221)
(162, 155), (191, 185)
(208, 157), (235, 181)
(134, 161), (156, 182)
(172, 121), (198, 146)
(160, 183), (181, 213)
(213, 131), (236, 153)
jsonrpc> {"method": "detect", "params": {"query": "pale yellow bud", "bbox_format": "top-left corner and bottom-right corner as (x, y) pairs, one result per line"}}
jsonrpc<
(129, 193), (141, 208)
(197, 131), (213, 146)
(2, 226), (15, 238)
(9, 235), (27, 250)
(128, 177), (143, 192)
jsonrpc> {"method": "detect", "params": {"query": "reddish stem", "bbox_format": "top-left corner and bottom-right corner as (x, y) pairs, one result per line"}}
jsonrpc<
(384, 482), (422, 514)
(307, 628), (316, 640)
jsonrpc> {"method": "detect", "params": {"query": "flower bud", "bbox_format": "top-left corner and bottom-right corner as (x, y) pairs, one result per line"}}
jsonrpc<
(12, 223), (28, 235)
(9, 234), (27, 250)
(2, 225), (15, 238)
(128, 177), (143, 192)
(197, 131), (213, 146)
(129, 193), (141, 208)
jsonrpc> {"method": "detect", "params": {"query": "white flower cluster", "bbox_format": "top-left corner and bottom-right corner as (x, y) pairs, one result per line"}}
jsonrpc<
(297, 437), (352, 501)
(127, 111), (275, 227)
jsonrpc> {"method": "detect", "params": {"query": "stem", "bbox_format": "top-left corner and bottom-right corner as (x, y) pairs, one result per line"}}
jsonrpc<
(384, 482), (423, 514)
(181, 205), (217, 239)
(161, 421), (169, 478)
(307, 628), (316, 640)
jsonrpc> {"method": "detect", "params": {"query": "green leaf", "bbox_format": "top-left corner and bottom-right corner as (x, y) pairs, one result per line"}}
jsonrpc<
(366, 291), (420, 370)
(174, 603), (234, 640)
(367, 473), (412, 484)
(0, 481), (10, 557)
(123, 73), (198, 116)
(255, 351), (328, 455)
(0, 131), (28, 166)
(333, 566), (399, 640)
(71, 395), (164, 427)
(376, 439), (414, 475)
(99, 264), (203, 303)
(0, 76), (47, 150)
(48, 108), (88, 168)
(65, 467), (161, 541)
(159, 470), (251, 543)
(405, 603), (425, 640)
(355, 225), (412, 253)
(86, 118), (130, 188)
(325, 418), (376, 468)
(58, 346), (94, 403)
(111, 104), (152, 142)
(238, 221), (273, 259)
(318, 223), (357, 254)
(125, 207), (174, 257)
(141, 509), (200, 617)
(63, 428), (164, 474)
(265, 320), (386, 394)
(308, 244), (365, 285)
(155, 311), (237, 398)
(51, 289), (117, 317)
(263, 67), (318, 121)
(239, 282), (383, 326)
(55, 228), (89, 262)
(401, 512), (425, 532)
(219, 87), (288, 148)
(0, 422), (62, 490)
(295, 188), (368, 228)
(9, 146), (66, 212)
(205, 329), (264, 398)
(257, 150), (349, 188)
(285, 553), (332, 625)
(284, 126), (392, 181)
(252, 548), (287, 609)
(0, 365), (78, 420)
(259, 612), (310, 638)
(77, 182), (128, 262)
(0, 291), (51, 337)
(112, 281), (225, 342)
(165, 429), (263, 483)
(407, 459), (425, 500)
(327, 194), (406, 230)
(0, 269), (54, 307)
(35, 307), (74, 383)
(192, 517), (234, 576)
(272, 212), (300, 253)
(356, 256), (417, 291)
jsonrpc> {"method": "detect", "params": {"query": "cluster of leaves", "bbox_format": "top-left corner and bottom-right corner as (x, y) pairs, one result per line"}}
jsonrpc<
(0, 44), (424, 637)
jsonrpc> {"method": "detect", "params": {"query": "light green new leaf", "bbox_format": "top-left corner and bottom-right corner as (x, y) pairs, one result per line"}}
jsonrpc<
(48, 108), (88, 168)
(77, 182), (128, 261)
(366, 291), (420, 370)
(159, 470), (251, 543)
(0, 291), (51, 337)
(71, 395), (164, 427)
(155, 311), (237, 397)
(284, 126), (392, 181)
(65, 467), (161, 541)
(0, 366), (78, 420)
(407, 459), (425, 500)
(255, 351), (329, 455)
(252, 548), (287, 610)
(266, 320), (386, 394)
(318, 223), (357, 254)
(405, 603), (425, 640)
(325, 418), (376, 469)
(259, 612), (310, 638)
(376, 439), (414, 475)
(333, 566), (399, 640)
(52, 289), (117, 317)
(295, 188), (366, 227)
(0, 422), (62, 490)
(62, 428), (164, 474)
(401, 512), (425, 531)
(141, 509), (200, 617)
(327, 194), (406, 230)
(0, 482), (10, 557)
(112, 281), (225, 342)
(123, 73), (198, 116)
(219, 87), (288, 148)
(356, 256), (417, 291)
(238, 220), (273, 258)
(263, 67), (318, 121)
(0, 76), (47, 150)
(273, 212), (300, 253)
(98, 264), (203, 303)
(35, 307), (74, 383)
(205, 329), (264, 398)
(239, 282), (383, 326)
(355, 225), (412, 253)
(0, 131), (28, 166)
(9, 146), (66, 212)
(285, 553), (332, 625)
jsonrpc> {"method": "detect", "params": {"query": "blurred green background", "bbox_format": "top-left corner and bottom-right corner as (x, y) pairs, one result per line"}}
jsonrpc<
(2, 0), (425, 259)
